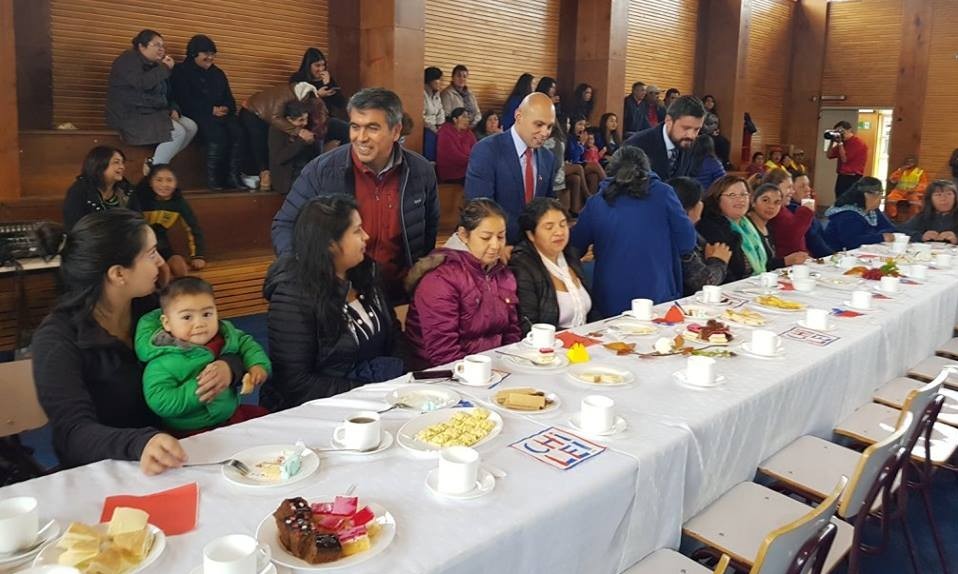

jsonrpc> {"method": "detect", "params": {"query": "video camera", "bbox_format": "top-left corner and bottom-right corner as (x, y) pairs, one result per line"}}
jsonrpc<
(823, 129), (844, 142)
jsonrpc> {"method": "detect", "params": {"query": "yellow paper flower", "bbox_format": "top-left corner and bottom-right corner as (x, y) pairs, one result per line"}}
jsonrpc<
(566, 342), (590, 364)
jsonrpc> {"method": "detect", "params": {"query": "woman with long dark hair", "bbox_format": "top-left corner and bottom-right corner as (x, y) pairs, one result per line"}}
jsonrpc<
(570, 146), (696, 315)
(502, 73), (534, 130)
(572, 83), (594, 123)
(474, 110), (502, 141)
(747, 183), (808, 271)
(290, 47), (347, 117)
(535, 76), (561, 116)
(898, 179), (958, 244)
(824, 176), (896, 251)
(263, 196), (403, 410)
(63, 146), (135, 229)
(697, 175), (763, 282)
(31, 210), (241, 472)
(689, 133), (726, 190)
(595, 113), (621, 162)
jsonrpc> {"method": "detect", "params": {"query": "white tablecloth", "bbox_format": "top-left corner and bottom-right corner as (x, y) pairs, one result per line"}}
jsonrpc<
(3, 247), (957, 573)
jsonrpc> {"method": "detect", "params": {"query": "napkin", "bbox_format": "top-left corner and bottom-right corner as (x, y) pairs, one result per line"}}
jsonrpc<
(872, 292), (892, 300)
(831, 308), (863, 318)
(557, 331), (600, 348)
(100, 482), (198, 535)
(778, 280), (795, 291)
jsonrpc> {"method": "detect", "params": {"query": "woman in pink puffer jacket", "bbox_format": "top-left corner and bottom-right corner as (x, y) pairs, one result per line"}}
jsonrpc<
(404, 198), (522, 368)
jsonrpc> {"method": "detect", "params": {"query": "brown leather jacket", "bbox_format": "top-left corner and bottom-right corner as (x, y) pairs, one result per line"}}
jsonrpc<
(244, 84), (328, 140)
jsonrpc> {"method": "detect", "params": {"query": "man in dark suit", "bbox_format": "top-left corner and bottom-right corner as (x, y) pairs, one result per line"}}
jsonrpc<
(623, 95), (706, 181)
(465, 92), (556, 243)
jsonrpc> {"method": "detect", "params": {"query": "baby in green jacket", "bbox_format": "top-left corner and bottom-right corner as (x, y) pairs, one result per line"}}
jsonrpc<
(135, 276), (271, 433)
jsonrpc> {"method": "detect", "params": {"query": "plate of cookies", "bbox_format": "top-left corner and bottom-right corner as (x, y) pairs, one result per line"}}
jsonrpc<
(490, 387), (561, 415)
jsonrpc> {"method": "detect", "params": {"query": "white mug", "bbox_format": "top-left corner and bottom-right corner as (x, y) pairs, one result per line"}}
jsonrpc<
(908, 264), (928, 280)
(936, 253), (952, 268)
(686, 355), (717, 386)
(800, 198), (816, 210)
(890, 242), (907, 255)
(437, 446), (480, 494)
(580, 395), (615, 433)
(333, 411), (382, 450)
(0, 496), (38, 553)
(203, 534), (271, 574)
(751, 329), (781, 356)
(790, 265), (810, 280)
(454, 354), (493, 385)
(850, 290), (872, 310)
(805, 308), (829, 330)
(838, 255), (859, 270)
(879, 276), (900, 293)
(893, 233), (909, 244)
(759, 272), (778, 289)
(525, 324), (556, 348)
(702, 286), (723, 304)
(631, 298), (654, 320)
(792, 277), (816, 292)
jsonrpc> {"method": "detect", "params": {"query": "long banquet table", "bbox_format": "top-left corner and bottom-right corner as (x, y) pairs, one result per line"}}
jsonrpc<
(3, 244), (958, 574)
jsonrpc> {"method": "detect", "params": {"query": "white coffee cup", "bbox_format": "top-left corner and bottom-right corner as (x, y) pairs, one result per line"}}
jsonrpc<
(525, 323), (556, 348)
(17, 567), (82, 574)
(850, 289), (872, 310)
(631, 298), (654, 320)
(893, 233), (909, 244)
(685, 355), (717, 386)
(908, 264), (928, 280)
(0, 496), (38, 553)
(333, 411), (382, 450)
(792, 277), (816, 292)
(702, 286), (723, 304)
(203, 534), (271, 574)
(890, 242), (907, 255)
(759, 272), (778, 289)
(800, 198), (816, 210)
(936, 253), (952, 268)
(879, 276), (900, 293)
(838, 255), (859, 270)
(454, 354), (493, 385)
(750, 329), (781, 356)
(437, 446), (480, 494)
(580, 395), (615, 433)
(791, 265), (810, 280)
(805, 308), (829, 330)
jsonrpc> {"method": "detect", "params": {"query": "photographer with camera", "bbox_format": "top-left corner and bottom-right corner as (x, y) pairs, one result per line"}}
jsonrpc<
(825, 120), (868, 197)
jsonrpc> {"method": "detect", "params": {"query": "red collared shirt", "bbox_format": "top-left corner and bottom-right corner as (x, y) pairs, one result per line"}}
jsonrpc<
(351, 147), (404, 294)
(828, 135), (867, 176)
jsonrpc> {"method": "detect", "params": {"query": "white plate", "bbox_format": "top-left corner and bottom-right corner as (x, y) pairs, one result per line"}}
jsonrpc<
(796, 320), (837, 332)
(223, 445), (320, 488)
(0, 519), (60, 566)
(752, 299), (806, 314)
(190, 563), (277, 574)
(453, 370), (507, 387)
(677, 325), (735, 346)
(567, 414), (628, 436)
(817, 277), (864, 291)
(739, 342), (787, 359)
(425, 468), (496, 500)
(385, 385), (460, 411)
(680, 305), (719, 319)
(672, 370), (726, 389)
(520, 338), (565, 350)
(608, 319), (660, 336)
(566, 364), (635, 387)
(622, 310), (656, 321)
(329, 431), (394, 455)
(489, 387), (561, 415)
(256, 500), (395, 572)
(397, 408), (504, 456)
(499, 353), (570, 373)
(34, 524), (165, 572)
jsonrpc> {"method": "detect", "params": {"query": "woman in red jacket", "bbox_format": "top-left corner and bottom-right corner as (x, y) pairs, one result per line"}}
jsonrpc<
(404, 198), (522, 367)
(436, 107), (477, 183)
(765, 168), (815, 260)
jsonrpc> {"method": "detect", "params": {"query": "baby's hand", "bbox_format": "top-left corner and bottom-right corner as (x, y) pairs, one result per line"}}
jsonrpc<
(240, 365), (268, 395)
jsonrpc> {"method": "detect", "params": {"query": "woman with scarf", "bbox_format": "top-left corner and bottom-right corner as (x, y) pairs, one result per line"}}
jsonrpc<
(697, 175), (767, 283)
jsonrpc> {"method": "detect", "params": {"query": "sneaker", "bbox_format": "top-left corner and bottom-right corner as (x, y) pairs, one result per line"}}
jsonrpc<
(240, 175), (260, 190)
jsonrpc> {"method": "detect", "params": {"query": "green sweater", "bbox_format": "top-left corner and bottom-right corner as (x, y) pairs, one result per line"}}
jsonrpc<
(135, 309), (271, 431)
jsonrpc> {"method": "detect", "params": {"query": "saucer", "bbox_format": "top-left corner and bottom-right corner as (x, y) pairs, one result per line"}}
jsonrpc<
(453, 370), (507, 387)
(672, 370), (726, 389)
(739, 342), (787, 359)
(695, 294), (730, 306)
(329, 430), (394, 454)
(796, 320), (836, 332)
(567, 414), (628, 436)
(425, 468), (496, 500)
(842, 301), (873, 312)
(190, 563), (277, 574)
(622, 310), (656, 321)
(521, 338), (565, 350)
(0, 519), (60, 566)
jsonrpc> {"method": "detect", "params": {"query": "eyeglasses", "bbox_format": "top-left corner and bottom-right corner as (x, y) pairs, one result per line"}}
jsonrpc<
(147, 41), (165, 49)
(721, 192), (750, 199)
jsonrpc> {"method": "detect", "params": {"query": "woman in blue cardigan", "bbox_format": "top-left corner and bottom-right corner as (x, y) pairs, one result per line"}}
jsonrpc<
(501, 73), (533, 131)
(824, 176), (896, 251)
(570, 146), (697, 317)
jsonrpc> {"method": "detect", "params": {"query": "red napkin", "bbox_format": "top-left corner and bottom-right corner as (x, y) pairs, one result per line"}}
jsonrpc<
(557, 331), (600, 348)
(100, 483), (199, 535)
(778, 280), (795, 291)
(873, 293), (892, 300)
(832, 309), (863, 318)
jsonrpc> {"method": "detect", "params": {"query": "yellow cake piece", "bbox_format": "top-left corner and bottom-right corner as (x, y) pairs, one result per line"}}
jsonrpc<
(341, 535), (371, 557)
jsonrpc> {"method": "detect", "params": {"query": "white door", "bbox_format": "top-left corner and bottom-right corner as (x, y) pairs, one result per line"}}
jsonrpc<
(814, 108), (859, 206)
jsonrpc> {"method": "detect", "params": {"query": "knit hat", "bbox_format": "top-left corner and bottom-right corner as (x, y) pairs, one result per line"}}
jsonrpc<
(293, 82), (318, 101)
(186, 34), (217, 57)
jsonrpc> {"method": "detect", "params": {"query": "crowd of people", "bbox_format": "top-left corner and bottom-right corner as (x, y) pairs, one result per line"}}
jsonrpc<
(34, 31), (958, 476)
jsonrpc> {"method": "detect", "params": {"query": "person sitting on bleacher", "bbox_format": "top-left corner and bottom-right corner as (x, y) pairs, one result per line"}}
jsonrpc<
(106, 29), (197, 176)
(171, 34), (247, 191)
(435, 107), (476, 183)
(63, 146), (135, 230)
(133, 164), (207, 277)
(268, 101), (318, 196)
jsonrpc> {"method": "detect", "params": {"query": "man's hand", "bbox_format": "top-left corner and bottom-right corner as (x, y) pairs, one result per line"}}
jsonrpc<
(196, 360), (231, 403)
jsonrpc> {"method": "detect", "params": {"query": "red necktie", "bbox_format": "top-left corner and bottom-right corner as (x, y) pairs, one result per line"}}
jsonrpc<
(524, 147), (535, 204)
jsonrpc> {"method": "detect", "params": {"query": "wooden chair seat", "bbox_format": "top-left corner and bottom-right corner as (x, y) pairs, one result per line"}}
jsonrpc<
(873, 377), (958, 427)
(622, 549), (718, 574)
(935, 337), (958, 360)
(833, 402), (958, 465)
(906, 356), (958, 389)
(683, 482), (853, 573)
(0, 360), (47, 437)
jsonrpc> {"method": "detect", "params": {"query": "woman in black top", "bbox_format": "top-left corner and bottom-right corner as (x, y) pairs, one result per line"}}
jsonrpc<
(899, 179), (958, 244)
(290, 47), (347, 118)
(572, 83), (594, 123)
(62, 146), (135, 230)
(263, 196), (404, 411)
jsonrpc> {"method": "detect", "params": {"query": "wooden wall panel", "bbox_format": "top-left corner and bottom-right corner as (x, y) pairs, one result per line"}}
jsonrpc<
(424, 0), (560, 116)
(49, 0), (328, 129)
(744, 0), (795, 151)
(918, 0), (958, 180)
(821, 0), (902, 107)
(625, 0), (698, 95)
